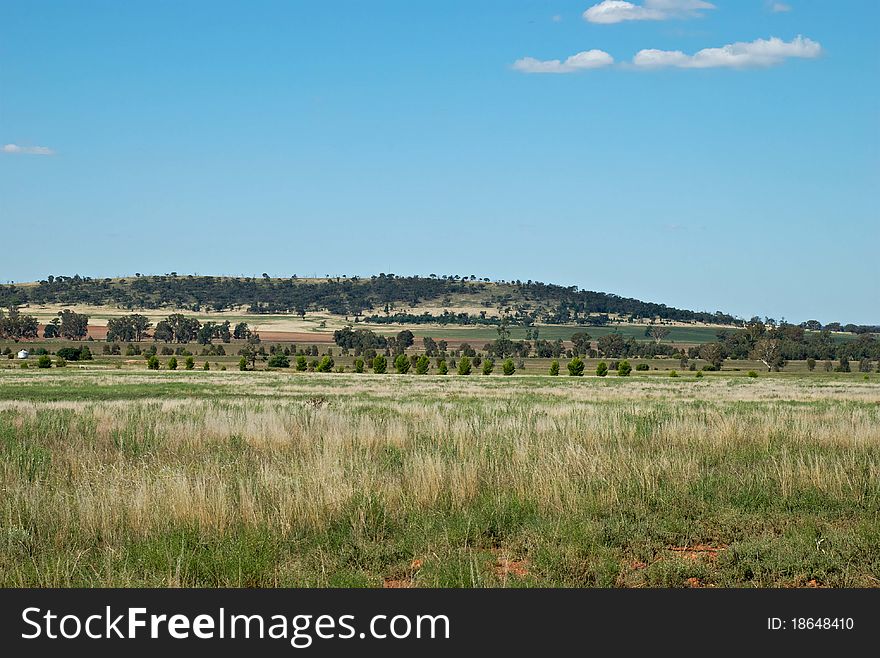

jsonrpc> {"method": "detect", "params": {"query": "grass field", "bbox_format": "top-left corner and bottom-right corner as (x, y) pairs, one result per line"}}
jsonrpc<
(383, 323), (724, 344)
(1, 368), (877, 588)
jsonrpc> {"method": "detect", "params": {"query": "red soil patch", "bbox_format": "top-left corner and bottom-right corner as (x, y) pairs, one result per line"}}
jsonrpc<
(495, 558), (530, 579)
(382, 558), (424, 588)
(87, 325), (108, 339)
(668, 544), (726, 560)
(34, 324), (108, 340)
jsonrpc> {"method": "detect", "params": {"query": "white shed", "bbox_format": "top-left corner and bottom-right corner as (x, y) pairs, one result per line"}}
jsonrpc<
(17, 349), (29, 359)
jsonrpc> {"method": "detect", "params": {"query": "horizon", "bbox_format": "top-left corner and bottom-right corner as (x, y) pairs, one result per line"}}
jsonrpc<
(1, 1), (878, 324)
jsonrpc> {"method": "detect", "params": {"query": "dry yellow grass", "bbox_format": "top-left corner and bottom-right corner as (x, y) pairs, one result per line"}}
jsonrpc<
(1, 370), (878, 587)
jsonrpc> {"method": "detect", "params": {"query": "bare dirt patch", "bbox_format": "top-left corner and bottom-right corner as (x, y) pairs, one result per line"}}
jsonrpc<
(494, 558), (530, 579)
(382, 558), (424, 588)
(668, 544), (727, 560)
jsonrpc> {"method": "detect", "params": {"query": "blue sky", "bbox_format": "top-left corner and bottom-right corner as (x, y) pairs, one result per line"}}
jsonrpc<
(1, 1), (877, 323)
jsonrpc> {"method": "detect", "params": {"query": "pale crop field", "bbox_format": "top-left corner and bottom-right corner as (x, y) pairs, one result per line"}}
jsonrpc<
(1, 369), (878, 587)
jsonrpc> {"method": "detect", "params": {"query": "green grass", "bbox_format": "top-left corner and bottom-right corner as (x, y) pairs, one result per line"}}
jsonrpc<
(395, 323), (723, 344)
(0, 369), (877, 588)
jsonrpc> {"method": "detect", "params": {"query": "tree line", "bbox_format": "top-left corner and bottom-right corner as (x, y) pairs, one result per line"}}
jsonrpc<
(685, 320), (880, 372)
(0, 308), (89, 341)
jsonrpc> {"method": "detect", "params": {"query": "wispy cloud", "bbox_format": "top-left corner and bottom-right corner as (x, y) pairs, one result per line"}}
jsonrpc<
(583, 0), (715, 24)
(770, 2), (792, 12)
(2, 143), (56, 155)
(633, 35), (821, 69)
(513, 50), (614, 74)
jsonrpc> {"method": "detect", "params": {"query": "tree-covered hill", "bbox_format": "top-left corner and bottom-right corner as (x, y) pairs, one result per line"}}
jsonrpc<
(1, 273), (740, 326)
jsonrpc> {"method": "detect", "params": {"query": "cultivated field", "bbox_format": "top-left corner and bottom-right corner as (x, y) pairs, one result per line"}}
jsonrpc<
(22, 302), (733, 345)
(1, 369), (878, 587)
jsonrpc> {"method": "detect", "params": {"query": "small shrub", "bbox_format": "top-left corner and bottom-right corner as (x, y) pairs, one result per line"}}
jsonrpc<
(669, 370), (678, 377)
(747, 370), (758, 378)
(596, 361), (608, 377)
(567, 357), (585, 377)
(502, 359), (515, 376)
(37, 355), (52, 368)
(394, 354), (411, 374)
(354, 358), (365, 373)
(372, 355), (387, 374)
(55, 357), (66, 368)
(635, 363), (650, 371)
(617, 360), (632, 377)
(79, 346), (93, 360)
(147, 355), (160, 370)
(56, 347), (81, 361)
(482, 359), (494, 375)
(267, 354), (290, 368)
(168, 356), (178, 370)
(415, 355), (430, 375)
(185, 356), (195, 370)
(457, 356), (472, 376)
(20, 362), (28, 369)
(203, 361), (210, 371)
(549, 360), (559, 376)
(238, 357), (247, 371)
(806, 358), (816, 372)
(437, 360), (448, 375)
(696, 370), (704, 379)
(316, 356), (335, 372)
(296, 355), (308, 371)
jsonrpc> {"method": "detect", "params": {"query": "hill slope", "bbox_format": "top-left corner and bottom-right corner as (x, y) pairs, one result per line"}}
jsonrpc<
(1, 274), (737, 326)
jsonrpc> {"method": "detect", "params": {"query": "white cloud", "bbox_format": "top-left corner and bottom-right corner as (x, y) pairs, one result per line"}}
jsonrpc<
(552, 14), (563, 22)
(770, 2), (792, 12)
(633, 35), (822, 69)
(2, 143), (56, 155)
(513, 49), (614, 74)
(583, 0), (715, 24)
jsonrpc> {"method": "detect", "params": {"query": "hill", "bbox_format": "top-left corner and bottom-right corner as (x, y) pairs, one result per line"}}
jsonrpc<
(0, 273), (738, 327)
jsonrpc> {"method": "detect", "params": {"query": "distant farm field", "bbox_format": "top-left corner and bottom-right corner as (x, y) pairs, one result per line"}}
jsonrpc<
(1, 369), (878, 587)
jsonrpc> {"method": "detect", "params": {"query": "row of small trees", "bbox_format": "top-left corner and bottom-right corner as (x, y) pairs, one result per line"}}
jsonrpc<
(227, 353), (635, 377)
(557, 357), (632, 377)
